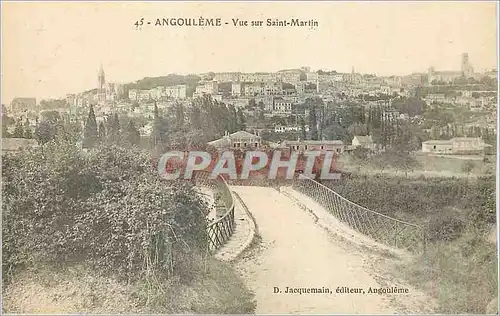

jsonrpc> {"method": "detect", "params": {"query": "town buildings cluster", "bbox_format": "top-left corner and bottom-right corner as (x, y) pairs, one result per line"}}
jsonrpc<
(3, 52), (497, 155)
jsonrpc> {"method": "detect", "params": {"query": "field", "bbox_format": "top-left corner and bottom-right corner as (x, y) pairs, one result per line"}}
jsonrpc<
(337, 152), (496, 178)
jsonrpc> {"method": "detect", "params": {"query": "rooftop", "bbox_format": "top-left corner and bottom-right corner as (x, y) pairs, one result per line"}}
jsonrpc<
(284, 140), (344, 145)
(353, 135), (373, 144)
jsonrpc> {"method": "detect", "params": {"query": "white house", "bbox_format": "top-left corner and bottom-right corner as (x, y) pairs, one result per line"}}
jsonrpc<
(422, 137), (492, 154)
(421, 140), (453, 154)
(352, 135), (375, 151)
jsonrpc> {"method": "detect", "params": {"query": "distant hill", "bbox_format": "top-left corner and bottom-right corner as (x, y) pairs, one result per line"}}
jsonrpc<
(123, 74), (201, 98)
(124, 74), (201, 90)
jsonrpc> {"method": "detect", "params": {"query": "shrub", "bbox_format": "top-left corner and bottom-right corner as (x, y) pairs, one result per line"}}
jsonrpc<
(461, 160), (474, 174)
(2, 141), (210, 283)
(426, 208), (466, 242)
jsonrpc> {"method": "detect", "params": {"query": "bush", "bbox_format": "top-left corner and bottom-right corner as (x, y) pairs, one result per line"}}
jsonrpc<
(2, 141), (210, 283)
(461, 160), (474, 174)
(324, 174), (494, 229)
(426, 208), (466, 242)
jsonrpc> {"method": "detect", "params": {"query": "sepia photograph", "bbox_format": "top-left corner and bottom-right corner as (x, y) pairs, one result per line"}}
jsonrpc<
(1, 1), (498, 314)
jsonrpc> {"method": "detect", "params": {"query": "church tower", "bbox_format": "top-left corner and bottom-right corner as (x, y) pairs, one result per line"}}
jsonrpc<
(97, 64), (106, 103)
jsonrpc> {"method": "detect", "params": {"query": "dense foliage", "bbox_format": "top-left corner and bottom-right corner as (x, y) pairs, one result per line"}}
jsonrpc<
(124, 74), (201, 98)
(2, 142), (209, 283)
(324, 174), (496, 240)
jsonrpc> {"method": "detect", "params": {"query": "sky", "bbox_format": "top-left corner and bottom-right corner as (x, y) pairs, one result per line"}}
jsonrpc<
(1, 1), (497, 104)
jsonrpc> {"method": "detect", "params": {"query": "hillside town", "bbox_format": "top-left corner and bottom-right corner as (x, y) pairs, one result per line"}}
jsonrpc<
(2, 1), (498, 314)
(2, 53), (497, 159)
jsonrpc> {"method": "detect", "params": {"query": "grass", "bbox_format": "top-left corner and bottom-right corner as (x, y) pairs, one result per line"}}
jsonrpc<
(2, 256), (256, 314)
(324, 169), (497, 313)
(393, 230), (497, 314)
(337, 153), (495, 178)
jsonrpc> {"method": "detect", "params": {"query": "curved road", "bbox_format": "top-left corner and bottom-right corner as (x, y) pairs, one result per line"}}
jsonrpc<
(232, 186), (429, 314)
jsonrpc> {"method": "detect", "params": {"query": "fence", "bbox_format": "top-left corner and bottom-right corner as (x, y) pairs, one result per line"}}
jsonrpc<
(292, 176), (426, 253)
(194, 171), (236, 253)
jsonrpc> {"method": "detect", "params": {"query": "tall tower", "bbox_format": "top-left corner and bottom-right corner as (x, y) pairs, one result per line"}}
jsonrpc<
(97, 64), (106, 102)
(461, 53), (469, 71)
(461, 53), (473, 77)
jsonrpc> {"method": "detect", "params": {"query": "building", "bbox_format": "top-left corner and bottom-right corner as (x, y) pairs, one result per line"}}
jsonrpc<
(306, 72), (318, 83)
(428, 67), (462, 84)
(214, 72), (241, 82)
(274, 125), (309, 133)
(231, 82), (242, 96)
(422, 137), (492, 154)
(421, 140), (453, 154)
(149, 86), (164, 100)
(352, 135), (375, 151)
(461, 53), (474, 77)
(207, 131), (262, 150)
(164, 85), (187, 99)
(451, 137), (491, 154)
(272, 97), (292, 115)
(484, 69), (497, 80)
(428, 53), (476, 84)
(264, 82), (283, 96)
(277, 69), (301, 84)
(97, 64), (106, 103)
(138, 90), (151, 101)
(129, 89), (138, 101)
(281, 139), (344, 154)
(10, 98), (36, 112)
(244, 82), (264, 96)
(2, 138), (39, 154)
(105, 83), (124, 101)
(195, 81), (219, 96)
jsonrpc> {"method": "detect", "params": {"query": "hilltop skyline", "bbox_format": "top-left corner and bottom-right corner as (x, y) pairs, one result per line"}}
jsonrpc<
(2, 1), (497, 104)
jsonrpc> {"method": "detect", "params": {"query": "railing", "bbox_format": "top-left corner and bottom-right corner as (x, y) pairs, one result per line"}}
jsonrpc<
(194, 171), (236, 253)
(292, 176), (426, 253)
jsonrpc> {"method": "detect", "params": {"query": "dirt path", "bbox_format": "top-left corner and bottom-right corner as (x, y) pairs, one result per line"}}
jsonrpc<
(232, 186), (399, 314)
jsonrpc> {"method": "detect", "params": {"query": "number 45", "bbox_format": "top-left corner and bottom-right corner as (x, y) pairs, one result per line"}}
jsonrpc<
(135, 18), (144, 28)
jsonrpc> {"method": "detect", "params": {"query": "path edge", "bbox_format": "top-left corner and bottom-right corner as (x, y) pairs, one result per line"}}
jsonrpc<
(214, 191), (258, 263)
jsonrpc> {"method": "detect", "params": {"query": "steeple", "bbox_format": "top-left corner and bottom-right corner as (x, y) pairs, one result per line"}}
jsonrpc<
(97, 63), (106, 103)
(98, 63), (105, 77)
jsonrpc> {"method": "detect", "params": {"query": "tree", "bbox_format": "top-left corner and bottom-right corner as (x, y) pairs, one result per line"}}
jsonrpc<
(98, 122), (106, 142)
(40, 110), (61, 124)
(125, 120), (140, 146)
(12, 120), (24, 138)
(226, 104), (239, 133)
(35, 121), (56, 144)
(131, 101), (139, 112)
(461, 160), (474, 177)
(348, 123), (368, 137)
(108, 113), (121, 144)
(300, 118), (307, 140)
(372, 149), (420, 177)
(1, 114), (15, 138)
(307, 98), (319, 140)
(24, 118), (33, 139)
(352, 147), (369, 161)
(174, 102), (185, 131)
(236, 108), (246, 131)
(83, 105), (98, 148)
(151, 102), (168, 148)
